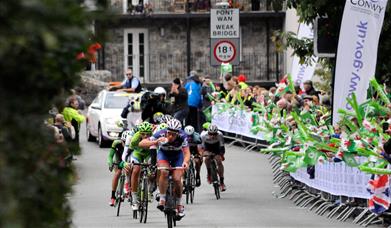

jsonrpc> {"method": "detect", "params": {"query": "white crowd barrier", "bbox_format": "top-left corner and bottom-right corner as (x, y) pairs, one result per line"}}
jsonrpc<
(211, 104), (265, 140)
(211, 103), (372, 199)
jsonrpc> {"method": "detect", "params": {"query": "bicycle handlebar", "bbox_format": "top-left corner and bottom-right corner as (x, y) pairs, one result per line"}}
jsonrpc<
(131, 162), (153, 167)
(157, 167), (185, 171)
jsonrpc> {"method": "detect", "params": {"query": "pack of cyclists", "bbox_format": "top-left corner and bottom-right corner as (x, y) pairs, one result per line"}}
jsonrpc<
(106, 87), (227, 224)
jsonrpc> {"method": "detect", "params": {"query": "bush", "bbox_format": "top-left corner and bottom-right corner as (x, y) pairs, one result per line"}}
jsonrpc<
(0, 0), (105, 226)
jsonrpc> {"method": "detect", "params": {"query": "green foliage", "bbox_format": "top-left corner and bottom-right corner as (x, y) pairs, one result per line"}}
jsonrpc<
(274, 0), (391, 85)
(313, 59), (332, 93)
(271, 30), (314, 65)
(0, 0), (106, 227)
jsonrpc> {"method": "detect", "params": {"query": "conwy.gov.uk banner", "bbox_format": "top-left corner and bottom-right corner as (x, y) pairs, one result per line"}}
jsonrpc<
(333, 0), (388, 125)
(290, 23), (318, 89)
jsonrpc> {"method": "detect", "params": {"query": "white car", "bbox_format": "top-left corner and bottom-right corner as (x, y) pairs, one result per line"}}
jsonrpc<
(86, 90), (130, 147)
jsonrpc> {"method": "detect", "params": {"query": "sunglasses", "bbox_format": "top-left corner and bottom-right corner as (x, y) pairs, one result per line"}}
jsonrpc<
(167, 131), (178, 136)
(140, 132), (151, 137)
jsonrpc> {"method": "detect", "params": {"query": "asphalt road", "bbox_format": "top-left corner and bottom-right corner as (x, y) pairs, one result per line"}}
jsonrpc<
(70, 126), (358, 228)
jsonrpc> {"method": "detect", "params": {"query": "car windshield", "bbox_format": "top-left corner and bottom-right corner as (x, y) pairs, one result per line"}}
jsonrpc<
(104, 93), (129, 109)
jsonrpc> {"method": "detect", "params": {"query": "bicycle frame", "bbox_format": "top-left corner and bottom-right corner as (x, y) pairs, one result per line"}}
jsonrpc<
(203, 154), (221, 200)
(157, 166), (184, 228)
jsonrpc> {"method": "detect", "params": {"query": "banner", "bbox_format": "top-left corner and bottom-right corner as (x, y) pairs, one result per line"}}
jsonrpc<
(332, 0), (388, 125)
(211, 104), (265, 140)
(290, 158), (372, 199)
(290, 23), (318, 89)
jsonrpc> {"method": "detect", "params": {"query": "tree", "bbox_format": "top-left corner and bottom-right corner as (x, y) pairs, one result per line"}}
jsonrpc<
(0, 0), (106, 226)
(274, 0), (391, 84)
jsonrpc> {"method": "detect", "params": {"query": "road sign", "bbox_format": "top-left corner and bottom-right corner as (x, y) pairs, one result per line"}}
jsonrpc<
(210, 9), (240, 39)
(210, 38), (240, 66)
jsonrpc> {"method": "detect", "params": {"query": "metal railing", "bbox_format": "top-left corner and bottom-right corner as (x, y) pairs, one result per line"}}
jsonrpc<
(105, 52), (282, 83)
(110, 0), (281, 14)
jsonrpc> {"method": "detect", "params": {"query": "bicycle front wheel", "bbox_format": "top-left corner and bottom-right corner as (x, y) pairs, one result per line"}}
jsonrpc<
(167, 211), (173, 228)
(211, 162), (220, 200)
(140, 178), (148, 223)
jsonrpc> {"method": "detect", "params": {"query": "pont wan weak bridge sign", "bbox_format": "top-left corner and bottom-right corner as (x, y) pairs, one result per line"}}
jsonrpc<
(210, 8), (240, 66)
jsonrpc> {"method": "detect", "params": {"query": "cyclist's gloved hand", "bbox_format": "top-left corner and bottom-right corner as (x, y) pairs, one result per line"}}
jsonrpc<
(108, 162), (113, 172)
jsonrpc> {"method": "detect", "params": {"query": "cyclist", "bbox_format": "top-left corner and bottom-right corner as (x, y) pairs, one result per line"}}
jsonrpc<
(139, 118), (190, 219)
(184, 125), (203, 187)
(126, 122), (154, 211)
(200, 124), (226, 192)
(153, 112), (165, 124)
(107, 130), (131, 206)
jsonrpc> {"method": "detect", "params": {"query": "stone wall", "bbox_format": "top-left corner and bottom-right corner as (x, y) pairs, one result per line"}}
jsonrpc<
(103, 17), (284, 83)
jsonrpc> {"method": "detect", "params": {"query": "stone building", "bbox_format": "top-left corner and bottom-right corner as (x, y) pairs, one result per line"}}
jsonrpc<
(96, 0), (285, 84)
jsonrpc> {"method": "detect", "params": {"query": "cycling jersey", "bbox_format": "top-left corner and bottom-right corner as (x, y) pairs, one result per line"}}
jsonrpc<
(151, 129), (188, 167)
(200, 131), (225, 155)
(187, 132), (202, 155)
(151, 129), (188, 154)
(107, 140), (125, 168)
(129, 131), (151, 163)
(121, 130), (137, 161)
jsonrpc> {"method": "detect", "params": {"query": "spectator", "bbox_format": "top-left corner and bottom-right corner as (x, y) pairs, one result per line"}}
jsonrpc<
(302, 80), (320, 97)
(237, 74), (248, 89)
(185, 71), (202, 132)
(169, 78), (189, 124)
(53, 114), (75, 143)
(65, 88), (86, 110)
(109, 68), (142, 93)
(62, 97), (86, 143)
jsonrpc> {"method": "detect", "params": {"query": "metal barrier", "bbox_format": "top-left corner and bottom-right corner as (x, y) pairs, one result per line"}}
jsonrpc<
(221, 130), (387, 227)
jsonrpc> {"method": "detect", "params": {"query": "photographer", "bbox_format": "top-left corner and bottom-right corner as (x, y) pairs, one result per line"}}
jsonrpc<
(140, 89), (168, 123)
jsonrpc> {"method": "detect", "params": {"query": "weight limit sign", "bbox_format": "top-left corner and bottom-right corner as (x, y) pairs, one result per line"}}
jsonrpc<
(210, 38), (240, 66)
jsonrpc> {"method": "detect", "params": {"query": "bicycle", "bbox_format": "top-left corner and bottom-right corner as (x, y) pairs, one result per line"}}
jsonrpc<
(132, 162), (154, 223)
(111, 163), (131, 217)
(204, 154), (220, 200)
(158, 166), (184, 228)
(183, 155), (196, 204)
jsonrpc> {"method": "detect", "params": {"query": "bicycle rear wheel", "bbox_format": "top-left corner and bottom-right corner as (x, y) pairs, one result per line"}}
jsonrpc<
(185, 171), (190, 204)
(189, 166), (196, 204)
(116, 177), (125, 216)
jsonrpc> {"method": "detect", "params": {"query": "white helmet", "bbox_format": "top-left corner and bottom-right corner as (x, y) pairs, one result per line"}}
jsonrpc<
(167, 119), (182, 132)
(208, 124), (219, 134)
(154, 87), (167, 96)
(184, 125), (194, 136)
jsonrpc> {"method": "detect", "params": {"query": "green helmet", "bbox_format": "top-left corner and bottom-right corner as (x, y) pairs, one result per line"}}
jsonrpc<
(138, 122), (153, 133)
(202, 122), (211, 130)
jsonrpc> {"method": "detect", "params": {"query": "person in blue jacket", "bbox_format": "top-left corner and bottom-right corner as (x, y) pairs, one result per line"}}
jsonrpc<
(184, 71), (202, 132)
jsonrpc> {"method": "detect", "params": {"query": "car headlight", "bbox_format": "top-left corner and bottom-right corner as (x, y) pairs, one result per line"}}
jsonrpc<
(108, 132), (120, 137)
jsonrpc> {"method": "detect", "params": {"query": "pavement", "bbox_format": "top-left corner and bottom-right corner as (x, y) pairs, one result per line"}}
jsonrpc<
(70, 126), (360, 228)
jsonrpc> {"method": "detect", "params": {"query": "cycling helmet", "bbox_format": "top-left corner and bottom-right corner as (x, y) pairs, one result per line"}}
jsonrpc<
(153, 112), (164, 124)
(157, 123), (168, 131)
(208, 124), (219, 134)
(184, 125), (195, 136)
(167, 119), (182, 132)
(154, 87), (167, 96)
(202, 122), (211, 130)
(161, 114), (173, 123)
(138, 122), (153, 133)
(121, 130), (132, 141)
